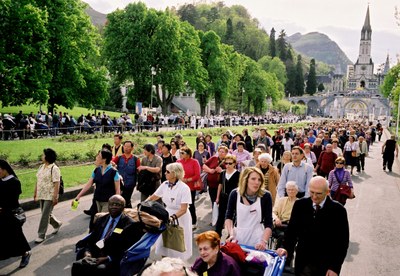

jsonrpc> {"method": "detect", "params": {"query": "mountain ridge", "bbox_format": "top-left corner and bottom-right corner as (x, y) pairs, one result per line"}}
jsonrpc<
(287, 32), (353, 74)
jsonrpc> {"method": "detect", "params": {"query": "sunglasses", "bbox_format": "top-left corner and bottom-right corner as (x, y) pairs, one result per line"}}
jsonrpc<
(225, 162), (234, 165)
(336, 162), (344, 164)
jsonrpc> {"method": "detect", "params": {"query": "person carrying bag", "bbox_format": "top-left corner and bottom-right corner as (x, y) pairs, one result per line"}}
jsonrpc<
(162, 215), (186, 252)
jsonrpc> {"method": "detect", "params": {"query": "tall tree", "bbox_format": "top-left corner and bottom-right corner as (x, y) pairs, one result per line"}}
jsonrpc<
(200, 31), (229, 114)
(0, 0), (49, 107)
(295, 54), (305, 96)
(225, 18), (234, 45)
(306, 58), (317, 95)
(36, 0), (108, 113)
(258, 56), (287, 85)
(276, 30), (287, 62)
(318, 83), (325, 92)
(285, 45), (296, 96)
(269, 27), (276, 57)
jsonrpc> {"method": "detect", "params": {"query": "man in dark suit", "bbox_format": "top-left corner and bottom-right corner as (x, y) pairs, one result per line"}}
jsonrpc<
(72, 195), (144, 276)
(277, 176), (349, 276)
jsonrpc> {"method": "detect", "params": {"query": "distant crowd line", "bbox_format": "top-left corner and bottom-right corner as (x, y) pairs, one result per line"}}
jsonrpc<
(0, 110), (303, 140)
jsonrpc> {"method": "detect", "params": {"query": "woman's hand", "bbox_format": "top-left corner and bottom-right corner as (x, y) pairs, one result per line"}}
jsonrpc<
(274, 218), (282, 227)
(255, 241), (267, 251)
(276, 248), (287, 257)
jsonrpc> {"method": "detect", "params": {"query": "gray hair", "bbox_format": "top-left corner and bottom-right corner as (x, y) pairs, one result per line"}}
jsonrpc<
(285, 181), (299, 190)
(258, 153), (273, 163)
(141, 257), (196, 276)
(166, 163), (184, 180)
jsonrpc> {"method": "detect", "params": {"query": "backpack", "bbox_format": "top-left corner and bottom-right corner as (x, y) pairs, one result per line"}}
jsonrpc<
(137, 201), (169, 226)
(51, 165), (64, 195)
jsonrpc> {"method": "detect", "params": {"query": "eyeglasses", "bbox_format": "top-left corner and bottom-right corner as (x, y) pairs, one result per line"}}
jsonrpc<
(335, 162), (344, 165)
(225, 162), (234, 165)
(109, 202), (124, 207)
(166, 170), (171, 174)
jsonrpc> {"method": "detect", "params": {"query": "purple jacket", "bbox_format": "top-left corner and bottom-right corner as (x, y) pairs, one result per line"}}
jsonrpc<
(328, 168), (353, 192)
(192, 251), (241, 276)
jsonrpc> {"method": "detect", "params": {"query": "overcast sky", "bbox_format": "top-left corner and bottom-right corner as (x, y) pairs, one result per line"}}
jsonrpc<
(83, 0), (400, 68)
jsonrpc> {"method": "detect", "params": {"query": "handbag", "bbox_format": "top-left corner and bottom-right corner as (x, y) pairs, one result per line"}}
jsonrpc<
(351, 151), (357, 157)
(199, 171), (208, 193)
(333, 184), (354, 204)
(137, 170), (157, 195)
(162, 217), (186, 252)
(12, 207), (26, 225)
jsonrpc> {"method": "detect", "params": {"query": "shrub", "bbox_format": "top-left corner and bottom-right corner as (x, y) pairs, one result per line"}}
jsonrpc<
(57, 152), (70, 162)
(70, 151), (82, 160)
(18, 153), (31, 166)
(0, 151), (10, 161)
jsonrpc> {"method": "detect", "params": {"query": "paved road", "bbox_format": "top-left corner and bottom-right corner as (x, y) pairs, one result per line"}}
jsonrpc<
(0, 132), (399, 276)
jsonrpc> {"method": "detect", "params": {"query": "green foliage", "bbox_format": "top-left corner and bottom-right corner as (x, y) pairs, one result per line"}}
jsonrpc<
(0, 0), (50, 106)
(0, 151), (10, 161)
(318, 83), (325, 92)
(277, 30), (287, 62)
(258, 56), (287, 85)
(295, 55), (305, 96)
(273, 99), (291, 112)
(306, 59), (317, 95)
(18, 153), (31, 166)
(381, 64), (400, 117)
(269, 28), (276, 58)
(177, 2), (270, 61)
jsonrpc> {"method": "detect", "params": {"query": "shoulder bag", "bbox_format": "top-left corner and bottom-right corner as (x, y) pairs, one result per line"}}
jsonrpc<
(162, 216), (186, 252)
(12, 207), (26, 225)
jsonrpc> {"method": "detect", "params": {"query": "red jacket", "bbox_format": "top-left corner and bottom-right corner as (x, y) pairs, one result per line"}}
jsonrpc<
(177, 158), (201, 191)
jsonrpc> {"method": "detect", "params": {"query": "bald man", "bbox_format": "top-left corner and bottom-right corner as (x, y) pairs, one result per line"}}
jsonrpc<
(277, 176), (349, 276)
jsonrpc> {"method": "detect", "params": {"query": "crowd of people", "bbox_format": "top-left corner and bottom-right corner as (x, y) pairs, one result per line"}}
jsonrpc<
(0, 110), (303, 140)
(0, 118), (399, 276)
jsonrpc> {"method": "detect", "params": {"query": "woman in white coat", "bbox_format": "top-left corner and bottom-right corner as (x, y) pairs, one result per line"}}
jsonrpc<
(147, 163), (193, 260)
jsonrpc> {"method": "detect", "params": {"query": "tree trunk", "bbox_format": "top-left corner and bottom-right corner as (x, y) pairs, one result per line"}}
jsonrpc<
(215, 94), (221, 115)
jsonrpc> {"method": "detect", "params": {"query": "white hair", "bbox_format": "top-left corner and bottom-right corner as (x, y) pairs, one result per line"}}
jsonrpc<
(166, 163), (184, 180)
(258, 153), (273, 163)
(285, 181), (299, 190)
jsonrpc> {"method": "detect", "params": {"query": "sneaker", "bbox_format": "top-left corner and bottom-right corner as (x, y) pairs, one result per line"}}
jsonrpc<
(52, 222), (63, 234)
(19, 251), (31, 268)
(34, 237), (45, 244)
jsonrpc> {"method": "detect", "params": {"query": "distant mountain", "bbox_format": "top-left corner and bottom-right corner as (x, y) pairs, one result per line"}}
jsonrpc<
(85, 5), (107, 26)
(287, 32), (352, 74)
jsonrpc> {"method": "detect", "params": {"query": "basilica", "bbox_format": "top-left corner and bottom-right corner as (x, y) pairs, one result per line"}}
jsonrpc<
(290, 6), (391, 120)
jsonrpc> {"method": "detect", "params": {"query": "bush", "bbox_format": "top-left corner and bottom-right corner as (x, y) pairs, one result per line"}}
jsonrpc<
(85, 148), (98, 161)
(18, 153), (31, 166)
(57, 152), (70, 162)
(0, 151), (10, 161)
(70, 151), (82, 160)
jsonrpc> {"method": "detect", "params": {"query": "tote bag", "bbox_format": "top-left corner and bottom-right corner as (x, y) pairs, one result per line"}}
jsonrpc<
(162, 217), (186, 252)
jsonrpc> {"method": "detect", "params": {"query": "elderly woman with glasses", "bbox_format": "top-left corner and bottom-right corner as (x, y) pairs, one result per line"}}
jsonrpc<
(147, 163), (193, 260)
(177, 147), (201, 229)
(225, 167), (273, 250)
(192, 231), (241, 276)
(328, 157), (354, 205)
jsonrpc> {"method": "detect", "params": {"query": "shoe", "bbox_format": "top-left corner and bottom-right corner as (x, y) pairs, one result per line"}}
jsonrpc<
(383, 166), (386, 171)
(356, 170), (360, 173)
(192, 223), (198, 230)
(34, 237), (45, 244)
(52, 222), (62, 234)
(19, 251), (31, 268)
(83, 210), (92, 216)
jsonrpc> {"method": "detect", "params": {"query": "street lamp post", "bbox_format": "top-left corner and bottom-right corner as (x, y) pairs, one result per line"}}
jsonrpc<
(150, 66), (157, 109)
(241, 88), (245, 115)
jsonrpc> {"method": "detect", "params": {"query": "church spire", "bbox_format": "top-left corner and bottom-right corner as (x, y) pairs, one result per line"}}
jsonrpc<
(383, 54), (390, 75)
(361, 6), (372, 39)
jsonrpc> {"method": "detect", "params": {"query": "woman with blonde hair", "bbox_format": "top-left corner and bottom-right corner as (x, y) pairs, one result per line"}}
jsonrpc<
(276, 150), (292, 175)
(147, 162), (192, 260)
(225, 167), (273, 250)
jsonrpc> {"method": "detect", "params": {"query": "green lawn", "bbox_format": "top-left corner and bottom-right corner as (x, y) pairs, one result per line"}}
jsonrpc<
(0, 104), (127, 119)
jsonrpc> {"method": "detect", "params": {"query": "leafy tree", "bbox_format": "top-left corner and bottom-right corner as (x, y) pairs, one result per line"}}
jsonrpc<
(269, 28), (276, 57)
(177, 3), (198, 27)
(258, 56), (287, 85)
(285, 46), (296, 96)
(225, 18), (234, 44)
(306, 58), (317, 95)
(381, 64), (400, 117)
(318, 83), (325, 92)
(295, 54), (305, 96)
(276, 30), (287, 62)
(0, 0), (49, 107)
(36, 0), (108, 113)
(199, 31), (229, 114)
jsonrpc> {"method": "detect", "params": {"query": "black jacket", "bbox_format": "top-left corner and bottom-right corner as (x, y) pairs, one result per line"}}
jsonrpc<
(283, 197), (349, 275)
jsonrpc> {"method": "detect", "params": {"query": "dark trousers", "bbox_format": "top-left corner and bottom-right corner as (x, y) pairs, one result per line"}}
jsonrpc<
(189, 190), (197, 225)
(357, 154), (365, 171)
(215, 193), (228, 236)
(208, 187), (218, 206)
(122, 186), (135, 208)
(272, 146), (282, 162)
(383, 155), (394, 171)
